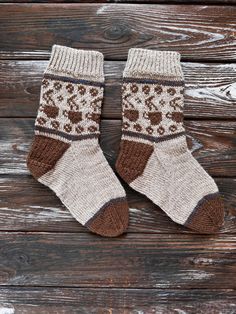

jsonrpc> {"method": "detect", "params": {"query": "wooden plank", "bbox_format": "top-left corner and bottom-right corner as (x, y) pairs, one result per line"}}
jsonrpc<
(2, 0), (236, 3)
(0, 4), (236, 61)
(1, 60), (236, 119)
(0, 118), (235, 177)
(0, 175), (235, 234)
(0, 287), (236, 314)
(0, 232), (236, 288)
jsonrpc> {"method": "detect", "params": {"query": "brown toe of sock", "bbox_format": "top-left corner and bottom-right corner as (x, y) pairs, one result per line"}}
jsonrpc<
(86, 198), (129, 237)
(185, 193), (224, 234)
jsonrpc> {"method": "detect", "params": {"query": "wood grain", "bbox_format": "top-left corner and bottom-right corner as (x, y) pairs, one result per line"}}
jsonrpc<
(0, 175), (235, 234)
(1, 60), (236, 119)
(1, 287), (236, 314)
(0, 232), (236, 288)
(0, 4), (236, 61)
(2, 0), (236, 3)
(0, 118), (235, 177)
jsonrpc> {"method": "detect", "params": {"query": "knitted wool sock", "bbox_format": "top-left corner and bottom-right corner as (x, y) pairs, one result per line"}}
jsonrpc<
(116, 48), (224, 234)
(27, 45), (129, 237)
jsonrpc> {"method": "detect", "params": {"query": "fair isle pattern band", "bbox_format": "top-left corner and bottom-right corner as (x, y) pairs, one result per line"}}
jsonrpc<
(36, 76), (103, 142)
(35, 125), (99, 141)
(121, 80), (185, 139)
(44, 73), (105, 88)
(123, 77), (184, 87)
(122, 130), (186, 143)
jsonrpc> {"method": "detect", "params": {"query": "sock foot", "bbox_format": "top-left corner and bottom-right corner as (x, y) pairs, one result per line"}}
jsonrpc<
(185, 193), (224, 234)
(86, 198), (129, 237)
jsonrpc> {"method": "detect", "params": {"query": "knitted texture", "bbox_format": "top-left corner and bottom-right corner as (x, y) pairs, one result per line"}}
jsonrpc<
(116, 48), (224, 234)
(27, 45), (129, 237)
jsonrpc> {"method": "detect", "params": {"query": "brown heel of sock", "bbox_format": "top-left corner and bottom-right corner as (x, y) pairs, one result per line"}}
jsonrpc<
(27, 135), (69, 179)
(116, 139), (153, 184)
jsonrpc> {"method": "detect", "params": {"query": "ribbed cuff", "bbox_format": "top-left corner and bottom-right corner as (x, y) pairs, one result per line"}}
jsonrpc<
(123, 48), (183, 79)
(46, 45), (104, 82)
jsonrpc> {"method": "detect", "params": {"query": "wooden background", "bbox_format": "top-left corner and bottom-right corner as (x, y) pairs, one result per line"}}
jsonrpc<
(0, 1), (236, 313)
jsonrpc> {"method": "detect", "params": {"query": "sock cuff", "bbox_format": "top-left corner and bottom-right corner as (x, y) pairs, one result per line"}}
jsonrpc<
(46, 45), (104, 82)
(123, 48), (183, 80)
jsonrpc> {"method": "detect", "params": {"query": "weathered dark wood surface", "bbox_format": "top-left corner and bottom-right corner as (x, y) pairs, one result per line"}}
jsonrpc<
(1, 4), (236, 61)
(0, 1), (236, 313)
(1, 288), (236, 314)
(1, 232), (236, 288)
(2, 0), (236, 3)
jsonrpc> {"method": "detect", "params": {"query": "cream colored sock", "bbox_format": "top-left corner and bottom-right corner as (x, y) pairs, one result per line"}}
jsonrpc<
(27, 45), (129, 237)
(116, 48), (224, 234)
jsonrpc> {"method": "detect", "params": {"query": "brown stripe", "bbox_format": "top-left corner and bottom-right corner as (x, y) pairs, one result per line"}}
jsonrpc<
(123, 77), (184, 87)
(44, 73), (104, 87)
(122, 130), (186, 143)
(35, 125), (99, 141)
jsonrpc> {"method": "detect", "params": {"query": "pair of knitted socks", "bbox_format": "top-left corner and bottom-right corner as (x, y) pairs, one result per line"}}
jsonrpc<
(27, 45), (224, 237)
